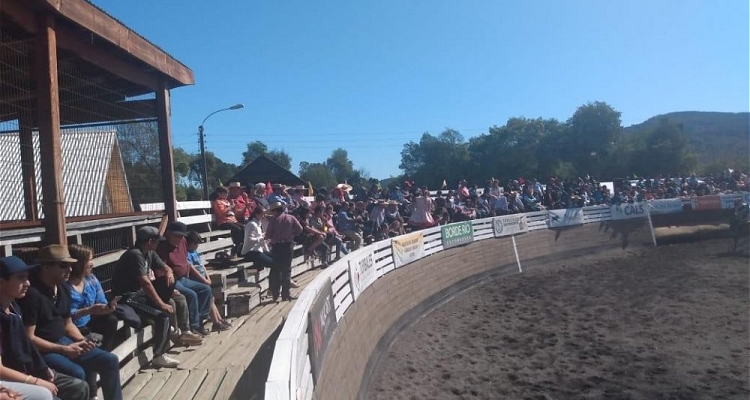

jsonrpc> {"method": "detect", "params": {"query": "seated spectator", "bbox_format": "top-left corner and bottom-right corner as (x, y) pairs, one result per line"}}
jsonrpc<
(384, 201), (406, 236)
(296, 207), (328, 267)
(1, 256), (89, 400)
(476, 193), (491, 218)
(211, 186), (245, 257)
(251, 183), (270, 210)
(493, 190), (509, 215)
(522, 187), (544, 211)
(408, 190), (436, 230)
(291, 186), (310, 209)
(17, 245), (122, 400)
(66, 245), (121, 351)
(336, 202), (363, 251)
(313, 206), (348, 260)
(241, 207), (275, 271)
(267, 184), (289, 205)
(458, 179), (470, 202)
(508, 191), (524, 213)
(112, 227), (200, 366)
(184, 232), (231, 332)
(227, 182), (255, 224)
(370, 200), (389, 240)
(434, 207), (451, 225)
(157, 222), (217, 336)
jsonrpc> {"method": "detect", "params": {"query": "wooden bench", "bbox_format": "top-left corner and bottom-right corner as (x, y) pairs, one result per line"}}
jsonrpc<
(102, 203), (326, 388)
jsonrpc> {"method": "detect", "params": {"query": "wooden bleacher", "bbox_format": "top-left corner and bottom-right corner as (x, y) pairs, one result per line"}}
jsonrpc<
(99, 201), (325, 393)
(121, 270), (322, 400)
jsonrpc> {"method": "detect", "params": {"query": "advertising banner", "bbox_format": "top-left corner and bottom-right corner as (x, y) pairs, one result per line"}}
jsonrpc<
(548, 208), (584, 227)
(694, 196), (722, 211)
(441, 221), (474, 249)
(391, 232), (425, 268)
(720, 194), (744, 210)
(647, 199), (683, 214)
(348, 247), (377, 300)
(308, 279), (337, 383)
(492, 214), (528, 237)
(610, 202), (648, 220)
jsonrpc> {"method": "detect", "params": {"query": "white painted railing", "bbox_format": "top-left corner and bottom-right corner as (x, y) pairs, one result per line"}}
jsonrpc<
(264, 194), (746, 400)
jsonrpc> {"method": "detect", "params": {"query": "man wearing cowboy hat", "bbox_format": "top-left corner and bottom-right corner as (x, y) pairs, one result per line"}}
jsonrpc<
(267, 184), (290, 206)
(0, 256), (90, 400)
(16, 245), (123, 400)
(227, 182), (255, 224)
(291, 185), (309, 209)
(264, 202), (303, 301)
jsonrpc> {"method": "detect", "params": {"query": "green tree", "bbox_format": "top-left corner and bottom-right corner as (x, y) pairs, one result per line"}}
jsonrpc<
(241, 141), (268, 166)
(399, 129), (471, 187)
(299, 162), (337, 189)
(190, 151), (238, 196)
(267, 149), (292, 170)
(241, 141), (292, 170)
(326, 148), (355, 183)
(566, 101), (622, 176)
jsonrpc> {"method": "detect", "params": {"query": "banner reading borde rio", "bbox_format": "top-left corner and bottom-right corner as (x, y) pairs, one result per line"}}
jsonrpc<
(441, 220), (474, 249)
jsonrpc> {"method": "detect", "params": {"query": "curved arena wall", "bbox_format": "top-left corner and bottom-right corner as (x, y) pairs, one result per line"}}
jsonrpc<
(265, 194), (746, 400)
(315, 219), (650, 399)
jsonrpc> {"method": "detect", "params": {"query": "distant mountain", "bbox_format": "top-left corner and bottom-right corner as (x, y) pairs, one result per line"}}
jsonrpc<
(624, 111), (749, 170)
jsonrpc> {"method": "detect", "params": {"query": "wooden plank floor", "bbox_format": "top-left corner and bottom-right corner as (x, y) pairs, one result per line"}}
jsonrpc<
(122, 269), (321, 400)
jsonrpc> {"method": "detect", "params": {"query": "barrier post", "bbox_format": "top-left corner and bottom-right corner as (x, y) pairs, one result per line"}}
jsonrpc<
(646, 205), (658, 247)
(512, 235), (522, 273)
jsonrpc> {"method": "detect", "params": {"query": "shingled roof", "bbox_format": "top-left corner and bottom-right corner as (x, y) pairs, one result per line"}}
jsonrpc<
(230, 154), (307, 188)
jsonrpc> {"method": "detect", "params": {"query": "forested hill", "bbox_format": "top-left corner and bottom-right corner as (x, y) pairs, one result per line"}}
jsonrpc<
(624, 111), (749, 169)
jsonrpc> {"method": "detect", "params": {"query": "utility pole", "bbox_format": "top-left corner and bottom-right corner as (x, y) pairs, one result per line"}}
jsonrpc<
(199, 124), (210, 200)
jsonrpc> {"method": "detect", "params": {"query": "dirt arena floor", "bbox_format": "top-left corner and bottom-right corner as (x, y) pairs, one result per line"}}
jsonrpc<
(366, 236), (749, 400)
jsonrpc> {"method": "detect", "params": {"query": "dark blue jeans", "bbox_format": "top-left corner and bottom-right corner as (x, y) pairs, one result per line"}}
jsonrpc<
(243, 250), (273, 270)
(43, 336), (122, 400)
(175, 276), (212, 329)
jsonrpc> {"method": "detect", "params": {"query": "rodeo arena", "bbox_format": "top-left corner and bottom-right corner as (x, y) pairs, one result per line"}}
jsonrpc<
(0, 2), (748, 400)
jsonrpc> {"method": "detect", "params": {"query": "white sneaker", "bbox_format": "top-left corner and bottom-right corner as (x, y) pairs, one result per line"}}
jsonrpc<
(290, 280), (300, 288)
(152, 354), (180, 368)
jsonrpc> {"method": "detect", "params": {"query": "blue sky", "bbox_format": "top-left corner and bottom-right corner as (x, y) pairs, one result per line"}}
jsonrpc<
(94, 0), (748, 179)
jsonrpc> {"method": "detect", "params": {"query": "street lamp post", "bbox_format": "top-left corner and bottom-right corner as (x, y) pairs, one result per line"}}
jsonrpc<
(198, 103), (244, 199)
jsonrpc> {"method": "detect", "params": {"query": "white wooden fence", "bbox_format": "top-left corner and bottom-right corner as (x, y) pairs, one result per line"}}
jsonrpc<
(264, 193), (745, 400)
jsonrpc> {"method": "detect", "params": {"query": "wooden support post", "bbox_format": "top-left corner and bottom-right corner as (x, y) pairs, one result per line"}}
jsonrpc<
(35, 14), (67, 246)
(156, 82), (178, 222)
(18, 111), (39, 221)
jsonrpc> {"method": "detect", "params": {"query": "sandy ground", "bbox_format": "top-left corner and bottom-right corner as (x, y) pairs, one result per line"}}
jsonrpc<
(366, 237), (749, 400)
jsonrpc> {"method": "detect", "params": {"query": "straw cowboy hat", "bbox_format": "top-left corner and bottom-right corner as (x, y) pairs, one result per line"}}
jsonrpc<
(36, 244), (77, 264)
(271, 183), (287, 190)
(335, 183), (353, 192)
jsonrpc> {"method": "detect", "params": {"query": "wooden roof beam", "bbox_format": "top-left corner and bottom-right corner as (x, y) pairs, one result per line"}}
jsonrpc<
(3, 0), (194, 91)
(38, 0), (194, 87)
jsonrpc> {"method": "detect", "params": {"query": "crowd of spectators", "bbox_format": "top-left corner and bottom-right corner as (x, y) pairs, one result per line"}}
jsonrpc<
(210, 169), (749, 257)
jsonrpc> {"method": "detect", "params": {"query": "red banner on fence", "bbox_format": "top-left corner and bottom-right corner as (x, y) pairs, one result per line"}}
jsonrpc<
(694, 196), (722, 211)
